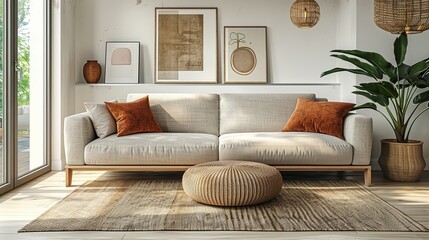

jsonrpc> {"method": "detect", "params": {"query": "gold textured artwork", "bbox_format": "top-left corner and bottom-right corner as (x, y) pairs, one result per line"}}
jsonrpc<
(158, 14), (204, 72)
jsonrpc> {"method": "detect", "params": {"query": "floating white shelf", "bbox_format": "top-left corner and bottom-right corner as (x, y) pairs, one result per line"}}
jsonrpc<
(75, 82), (341, 87)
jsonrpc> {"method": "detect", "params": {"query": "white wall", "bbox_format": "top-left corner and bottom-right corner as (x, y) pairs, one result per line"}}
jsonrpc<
(336, 0), (357, 103)
(74, 0), (338, 84)
(52, 0), (429, 170)
(52, 0), (76, 170)
(71, 0), (343, 124)
(29, 0), (44, 169)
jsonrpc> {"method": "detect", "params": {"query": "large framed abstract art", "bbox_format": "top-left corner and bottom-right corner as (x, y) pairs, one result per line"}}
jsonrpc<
(155, 8), (218, 83)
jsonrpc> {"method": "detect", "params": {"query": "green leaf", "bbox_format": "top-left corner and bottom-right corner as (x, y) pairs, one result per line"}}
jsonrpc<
(331, 50), (396, 79)
(355, 84), (376, 93)
(407, 76), (426, 87)
(408, 60), (429, 77)
(352, 102), (377, 111)
(413, 90), (429, 104)
(405, 76), (417, 84)
(398, 64), (410, 79)
(321, 68), (373, 78)
(390, 64), (410, 84)
(330, 54), (383, 79)
(354, 85), (366, 91)
(359, 81), (399, 98)
(398, 83), (412, 89)
(394, 32), (408, 66)
(352, 91), (389, 106)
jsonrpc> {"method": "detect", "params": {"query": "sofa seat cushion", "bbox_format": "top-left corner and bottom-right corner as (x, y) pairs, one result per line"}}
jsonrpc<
(219, 132), (353, 165)
(84, 133), (218, 165)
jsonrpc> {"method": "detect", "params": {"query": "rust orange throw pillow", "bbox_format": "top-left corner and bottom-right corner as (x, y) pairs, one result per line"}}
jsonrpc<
(105, 96), (162, 137)
(282, 98), (355, 139)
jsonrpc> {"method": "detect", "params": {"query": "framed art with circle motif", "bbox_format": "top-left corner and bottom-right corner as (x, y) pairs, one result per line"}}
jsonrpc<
(224, 26), (267, 84)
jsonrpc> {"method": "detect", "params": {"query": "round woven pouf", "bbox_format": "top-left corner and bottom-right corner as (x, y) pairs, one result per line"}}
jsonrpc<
(182, 161), (283, 206)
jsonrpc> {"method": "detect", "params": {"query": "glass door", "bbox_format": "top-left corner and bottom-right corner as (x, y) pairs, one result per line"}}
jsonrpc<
(0, 0), (50, 195)
(0, 0), (5, 189)
(16, 0), (47, 179)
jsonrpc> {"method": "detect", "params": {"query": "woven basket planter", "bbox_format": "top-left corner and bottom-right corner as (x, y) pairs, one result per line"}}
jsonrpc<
(378, 139), (426, 182)
(374, 0), (429, 34)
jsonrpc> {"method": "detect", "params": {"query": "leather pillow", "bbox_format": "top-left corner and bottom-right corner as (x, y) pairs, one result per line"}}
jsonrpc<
(282, 98), (355, 139)
(105, 96), (162, 137)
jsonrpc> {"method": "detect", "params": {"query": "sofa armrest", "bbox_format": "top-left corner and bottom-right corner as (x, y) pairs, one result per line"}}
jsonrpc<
(343, 114), (373, 165)
(64, 112), (97, 166)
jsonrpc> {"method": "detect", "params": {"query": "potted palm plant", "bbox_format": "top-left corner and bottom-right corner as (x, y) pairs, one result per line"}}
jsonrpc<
(321, 32), (429, 181)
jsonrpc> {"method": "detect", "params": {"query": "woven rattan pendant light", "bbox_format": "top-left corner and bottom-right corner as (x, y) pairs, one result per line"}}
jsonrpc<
(290, 0), (320, 29)
(374, 0), (429, 34)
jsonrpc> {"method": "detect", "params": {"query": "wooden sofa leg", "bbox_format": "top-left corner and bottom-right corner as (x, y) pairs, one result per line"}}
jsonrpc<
(66, 167), (73, 187)
(364, 167), (371, 187)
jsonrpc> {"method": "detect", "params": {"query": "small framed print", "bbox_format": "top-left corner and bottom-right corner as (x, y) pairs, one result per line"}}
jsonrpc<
(105, 41), (140, 84)
(155, 8), (218, 83)
(224, 26), (268, 84)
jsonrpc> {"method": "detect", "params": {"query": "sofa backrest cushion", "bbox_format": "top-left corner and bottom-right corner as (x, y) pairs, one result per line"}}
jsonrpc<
(220, 93), (315, 135)
(127, 94), (219, 135)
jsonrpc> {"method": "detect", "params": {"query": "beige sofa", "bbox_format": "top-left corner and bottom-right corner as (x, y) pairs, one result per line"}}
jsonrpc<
(64, 93), (373, 186)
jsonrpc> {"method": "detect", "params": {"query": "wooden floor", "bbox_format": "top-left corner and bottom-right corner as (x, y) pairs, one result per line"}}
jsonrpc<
(0, 170), (428, 240)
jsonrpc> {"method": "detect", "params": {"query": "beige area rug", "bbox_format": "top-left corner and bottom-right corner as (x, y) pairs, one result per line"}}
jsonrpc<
(20, 179), (428, 232)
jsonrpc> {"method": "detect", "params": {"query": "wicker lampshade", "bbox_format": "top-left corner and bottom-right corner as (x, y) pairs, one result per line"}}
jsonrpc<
(290, 0), (320, 29)
(374, 0), (429, 34)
